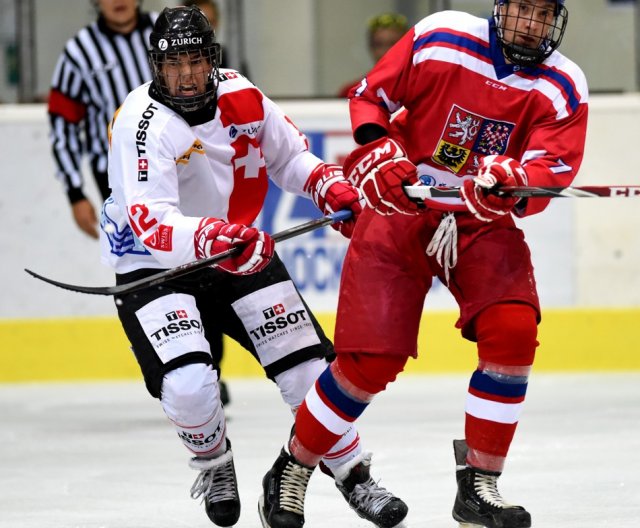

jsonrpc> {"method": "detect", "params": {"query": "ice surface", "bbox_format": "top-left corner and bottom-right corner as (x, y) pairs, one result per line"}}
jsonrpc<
(1, 373), (639, 527)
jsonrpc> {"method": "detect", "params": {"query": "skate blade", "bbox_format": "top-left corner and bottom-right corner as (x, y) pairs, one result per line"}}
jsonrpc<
(258, 495), (271, 528)
(458, 523), (484, 527)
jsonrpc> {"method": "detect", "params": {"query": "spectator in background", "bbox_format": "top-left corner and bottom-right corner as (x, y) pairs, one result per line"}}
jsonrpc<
(48, 0), (157, 239)
(183, 0), (230, 68)
(336, 12), (409, 98)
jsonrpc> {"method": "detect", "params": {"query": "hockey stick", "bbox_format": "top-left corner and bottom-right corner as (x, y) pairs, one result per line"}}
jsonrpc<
(25, 210), (352, 297)
(404, 184), (640, 200)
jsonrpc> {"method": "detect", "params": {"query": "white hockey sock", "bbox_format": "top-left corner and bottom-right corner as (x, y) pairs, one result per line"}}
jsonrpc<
(161, 363), (227, 457)
(319, 425), (362, 474)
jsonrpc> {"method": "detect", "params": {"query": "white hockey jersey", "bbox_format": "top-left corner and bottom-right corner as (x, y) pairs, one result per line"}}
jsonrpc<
(100, 71), (322, 274)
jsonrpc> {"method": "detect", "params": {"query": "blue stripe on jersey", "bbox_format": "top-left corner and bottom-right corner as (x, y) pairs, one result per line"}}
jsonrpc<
(487, 18), (580, 112)
(414, 31), (491, 61)
(470, 370), (528, 398)
(529, 66), (580, 112)
(317, 368), (369, 420)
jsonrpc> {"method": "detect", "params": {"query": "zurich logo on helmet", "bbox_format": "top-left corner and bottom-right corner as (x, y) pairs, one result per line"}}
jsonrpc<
(159, 39), (168, 51)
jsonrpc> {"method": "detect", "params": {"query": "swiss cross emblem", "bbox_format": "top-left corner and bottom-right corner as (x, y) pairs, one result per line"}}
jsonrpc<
(176, 309), (187, 318)
(262, 303), (286, 320)
(433, 105), (515, 175)
(138, 158), (148, 170)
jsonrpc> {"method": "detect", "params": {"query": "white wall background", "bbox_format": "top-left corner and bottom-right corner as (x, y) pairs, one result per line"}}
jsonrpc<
(0, 95), (639, 320)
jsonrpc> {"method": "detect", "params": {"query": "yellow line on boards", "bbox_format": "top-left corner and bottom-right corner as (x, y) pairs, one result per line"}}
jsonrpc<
(1, 309), (638, 383)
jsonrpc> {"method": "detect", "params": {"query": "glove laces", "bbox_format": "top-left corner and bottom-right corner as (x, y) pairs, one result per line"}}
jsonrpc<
(426, 212), (458, 284)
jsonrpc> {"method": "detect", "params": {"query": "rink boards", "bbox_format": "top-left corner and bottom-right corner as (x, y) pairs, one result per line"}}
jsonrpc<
(1, 308), (639, 382)
(1, 98), (639, 382)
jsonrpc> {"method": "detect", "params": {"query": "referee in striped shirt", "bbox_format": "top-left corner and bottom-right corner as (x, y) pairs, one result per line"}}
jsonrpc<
(48, 0), (157, 239)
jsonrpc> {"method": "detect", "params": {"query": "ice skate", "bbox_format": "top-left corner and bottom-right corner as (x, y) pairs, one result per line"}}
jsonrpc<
(452, 439), (531, 528)
(189, 439), (241, 527)
(328, 452), (408, 528)
(258, 446), (314, 528)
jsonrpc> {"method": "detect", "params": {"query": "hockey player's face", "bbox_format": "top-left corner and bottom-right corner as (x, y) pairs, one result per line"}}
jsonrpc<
(161, 52), (212, 99)
(500, 0), (556, 52)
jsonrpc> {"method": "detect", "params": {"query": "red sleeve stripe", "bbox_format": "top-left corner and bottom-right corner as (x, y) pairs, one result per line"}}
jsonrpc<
(48, 89), (87, 124)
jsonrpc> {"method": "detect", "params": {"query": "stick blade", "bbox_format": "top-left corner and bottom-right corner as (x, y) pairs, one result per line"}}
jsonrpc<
(24, 269), (117, 296)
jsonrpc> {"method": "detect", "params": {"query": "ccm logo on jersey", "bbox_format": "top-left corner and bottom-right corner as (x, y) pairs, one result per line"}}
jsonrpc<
(250, 306), (309, 340)
(485, 80), (508, 91)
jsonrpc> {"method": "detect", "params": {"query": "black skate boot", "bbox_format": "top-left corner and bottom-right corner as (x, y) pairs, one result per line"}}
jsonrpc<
(189, 439), (241, 527)
(258, 446), (314, 528)
(330, 452), (408, 528)
(452, 439), (531, 528)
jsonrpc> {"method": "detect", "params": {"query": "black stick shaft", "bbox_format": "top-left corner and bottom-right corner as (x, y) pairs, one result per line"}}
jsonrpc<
(25, 210), (352, 297)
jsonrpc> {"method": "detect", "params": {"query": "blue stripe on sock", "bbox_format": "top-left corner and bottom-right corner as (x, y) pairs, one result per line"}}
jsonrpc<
(470, 370), (528, 398)
(317, 367), (369, 420)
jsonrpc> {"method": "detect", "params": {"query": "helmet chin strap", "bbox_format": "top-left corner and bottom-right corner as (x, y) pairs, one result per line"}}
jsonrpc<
(502, 43), (544, 67)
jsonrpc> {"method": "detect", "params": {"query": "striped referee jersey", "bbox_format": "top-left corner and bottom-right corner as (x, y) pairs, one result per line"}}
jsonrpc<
(48, 11), (158, 203)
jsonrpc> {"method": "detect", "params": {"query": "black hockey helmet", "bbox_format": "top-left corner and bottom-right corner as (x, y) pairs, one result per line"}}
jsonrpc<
(493, 0), (568, 66)
(149, 6), (221, 113)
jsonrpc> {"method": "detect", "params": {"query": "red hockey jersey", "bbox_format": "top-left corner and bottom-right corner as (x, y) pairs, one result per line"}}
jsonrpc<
(349, 11), (589, 216)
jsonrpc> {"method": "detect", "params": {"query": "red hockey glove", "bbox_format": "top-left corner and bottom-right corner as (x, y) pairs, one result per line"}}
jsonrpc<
(304, 163), (363, 238)
(343, 137), (422, 216)
(194, 218), (274, 275)
(460, 155), (528, 222)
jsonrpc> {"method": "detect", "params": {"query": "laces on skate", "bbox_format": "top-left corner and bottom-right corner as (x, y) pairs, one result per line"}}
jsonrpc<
(278, 460), (314, 516)
(189, 449), (238, 503)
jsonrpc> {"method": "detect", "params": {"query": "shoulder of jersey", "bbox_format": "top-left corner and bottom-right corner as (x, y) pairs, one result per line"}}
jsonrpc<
(414, 10), (486, 40)
(63, 22), (98, 52)
(545, 51), (589, 101)
(113, 82), (175, 132)
(217, 68), (255, 93)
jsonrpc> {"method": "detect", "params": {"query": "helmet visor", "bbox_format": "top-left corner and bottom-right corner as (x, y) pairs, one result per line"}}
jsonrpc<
(150, 45), (220, 112)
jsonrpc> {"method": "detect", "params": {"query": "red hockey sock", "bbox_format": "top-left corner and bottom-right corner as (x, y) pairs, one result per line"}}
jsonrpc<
(465, 303), (538, 471)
